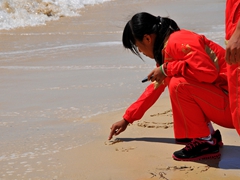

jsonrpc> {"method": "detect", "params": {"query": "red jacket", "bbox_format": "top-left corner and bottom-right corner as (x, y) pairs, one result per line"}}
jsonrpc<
(225, 0), (240, 40)
(123, 29), (227, 123)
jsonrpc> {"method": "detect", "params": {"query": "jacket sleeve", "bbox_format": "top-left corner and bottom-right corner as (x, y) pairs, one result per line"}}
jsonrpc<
(165, 34), (220, 83)
(123, 82), (166, 123)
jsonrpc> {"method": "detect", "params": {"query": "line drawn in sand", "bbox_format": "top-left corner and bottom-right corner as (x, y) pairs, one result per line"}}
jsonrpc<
(105, 139), (123, 145)
(150, 109), (172, 117)
(149, 165), (210, 179)
(137, 121), (173, 129)
(105, 139), (136, 152)
(137, 109), (173, 129)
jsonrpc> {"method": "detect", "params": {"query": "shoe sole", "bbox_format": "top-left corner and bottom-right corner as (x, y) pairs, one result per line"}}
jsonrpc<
(172, 152), (221, 161)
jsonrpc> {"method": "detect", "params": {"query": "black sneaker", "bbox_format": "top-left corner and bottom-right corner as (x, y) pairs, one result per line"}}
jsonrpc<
(212, 129), (223, 147)
(175, 129), (223, 147)
(172, 138), (221, 161)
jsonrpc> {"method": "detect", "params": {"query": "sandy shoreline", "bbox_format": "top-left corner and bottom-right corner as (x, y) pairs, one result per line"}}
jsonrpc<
(1, 0), (240, 179)
(52, 95), (240, 180)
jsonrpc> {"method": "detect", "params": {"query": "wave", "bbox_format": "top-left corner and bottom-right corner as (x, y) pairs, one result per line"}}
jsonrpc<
(0, 41), (121, 57)
(0, 64), (153, 71)
(0, 0), (111, 30)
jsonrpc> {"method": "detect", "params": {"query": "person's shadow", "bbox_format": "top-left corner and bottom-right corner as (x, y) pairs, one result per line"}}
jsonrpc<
(119, 137), (240, 169)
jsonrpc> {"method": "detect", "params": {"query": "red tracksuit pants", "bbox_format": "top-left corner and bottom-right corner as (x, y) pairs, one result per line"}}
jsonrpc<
(227, 64), (240, 135)
(168, 77), (234, 139)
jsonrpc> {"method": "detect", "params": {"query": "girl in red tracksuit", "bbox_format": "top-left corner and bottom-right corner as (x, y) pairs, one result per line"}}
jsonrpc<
(108, 12), (235, 161)
(225, 0), (240, 135)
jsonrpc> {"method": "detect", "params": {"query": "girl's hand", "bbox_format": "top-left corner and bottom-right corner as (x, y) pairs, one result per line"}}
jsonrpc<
(148, 66), (166, 83)
(225, 21), (240, 65)
(108, 119), (129, 140)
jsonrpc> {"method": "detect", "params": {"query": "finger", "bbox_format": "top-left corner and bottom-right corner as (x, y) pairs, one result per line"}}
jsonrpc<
(108, 127), (117, 140)
(237, 51), (240, 63)
(108, 133), (113, 140)
(225, 49), (231, 64)
(230, 52), (237, 64)
(150, 76), (156, 82)
(115, 127), (123, 135)
(147, 71), (154, 80)
(155, 78), (161, 83)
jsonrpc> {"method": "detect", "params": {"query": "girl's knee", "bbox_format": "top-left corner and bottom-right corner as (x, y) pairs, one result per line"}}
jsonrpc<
(168, 77), (187, 95)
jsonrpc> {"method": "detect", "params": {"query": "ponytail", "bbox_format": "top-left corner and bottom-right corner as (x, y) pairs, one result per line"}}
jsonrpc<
(153, 16), (180, 64)
(122, 12), (180, 64)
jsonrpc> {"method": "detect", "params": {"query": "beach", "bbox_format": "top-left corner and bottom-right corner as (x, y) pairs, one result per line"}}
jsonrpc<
(0, 0), (240, 179)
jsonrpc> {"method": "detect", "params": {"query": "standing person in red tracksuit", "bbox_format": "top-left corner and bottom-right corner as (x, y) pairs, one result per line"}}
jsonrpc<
(225, 0), (240, 135)
(108, 12), (235, 161)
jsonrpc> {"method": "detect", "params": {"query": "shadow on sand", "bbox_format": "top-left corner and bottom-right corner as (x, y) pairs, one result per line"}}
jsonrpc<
(119, 137), (240, 169)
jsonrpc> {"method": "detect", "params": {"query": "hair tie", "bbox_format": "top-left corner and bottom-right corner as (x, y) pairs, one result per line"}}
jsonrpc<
(156, 16), (162, 24)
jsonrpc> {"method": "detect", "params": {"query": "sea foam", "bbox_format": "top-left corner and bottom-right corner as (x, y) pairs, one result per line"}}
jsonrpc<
(0, 0), (111, 30)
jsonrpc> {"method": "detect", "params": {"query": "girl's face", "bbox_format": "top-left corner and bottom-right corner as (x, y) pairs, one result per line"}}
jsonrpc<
(135, 34), (155, 59)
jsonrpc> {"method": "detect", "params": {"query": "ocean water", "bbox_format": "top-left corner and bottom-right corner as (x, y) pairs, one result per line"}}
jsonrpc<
(0, 0), (111, 30)
(0, 1), (158, 174)
(0, 0), (227, 177)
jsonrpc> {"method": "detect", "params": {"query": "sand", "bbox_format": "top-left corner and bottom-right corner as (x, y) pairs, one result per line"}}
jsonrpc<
(82, 97), (240, 180)
(10, 95), (239, 180)
(36, 95), (240, 180)
(0, 0), (240, 179)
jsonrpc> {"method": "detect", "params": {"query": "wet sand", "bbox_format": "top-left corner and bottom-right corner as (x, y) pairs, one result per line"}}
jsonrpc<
(0, 0), (240, 179)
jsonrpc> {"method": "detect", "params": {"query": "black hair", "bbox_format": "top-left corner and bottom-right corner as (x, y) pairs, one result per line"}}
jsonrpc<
(122, 12), (180, 65)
